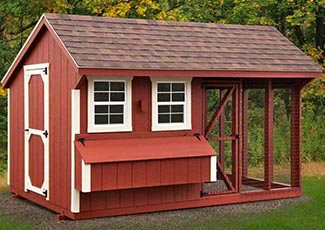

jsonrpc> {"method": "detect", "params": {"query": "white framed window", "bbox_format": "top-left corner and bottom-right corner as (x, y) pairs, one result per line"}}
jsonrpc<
(87, 76), (133, 133)
(151, 77), (192, 131)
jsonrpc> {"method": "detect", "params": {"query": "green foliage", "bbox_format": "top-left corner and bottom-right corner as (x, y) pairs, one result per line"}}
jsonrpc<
(0, 96), (6, 175)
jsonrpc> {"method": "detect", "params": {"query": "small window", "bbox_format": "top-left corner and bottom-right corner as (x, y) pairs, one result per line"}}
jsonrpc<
(88, 76), (132, 133)
(151, 77), (192, 131)
(157, 83), (185, 124)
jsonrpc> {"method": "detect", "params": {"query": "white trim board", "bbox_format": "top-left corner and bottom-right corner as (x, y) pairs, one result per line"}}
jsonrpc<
(210, 156), (217, 182)
(7, 89), (10, 185)
(71, 90), (80, 213)
(23, 63), (50, 201)
(81, 160), (91, 193)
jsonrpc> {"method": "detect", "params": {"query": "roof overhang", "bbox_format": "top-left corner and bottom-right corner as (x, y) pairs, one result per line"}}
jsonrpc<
(74, 68), (322, 88)
(1, 14), (79, 88)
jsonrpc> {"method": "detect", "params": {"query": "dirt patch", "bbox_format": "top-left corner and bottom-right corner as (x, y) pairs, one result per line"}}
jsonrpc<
(0, 190), (310, 230)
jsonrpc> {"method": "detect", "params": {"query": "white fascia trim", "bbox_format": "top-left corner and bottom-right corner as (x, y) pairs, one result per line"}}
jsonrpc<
(7, 89), (10, 185)
(150, 77), (192, 131)
(44, 16), (79, 69)
(81, 160), (91, 193)
(71, 90), (80, 213)
(2, 15), (45, 84)
(210, 156), (217, 182)
(87, 76), (133, 133)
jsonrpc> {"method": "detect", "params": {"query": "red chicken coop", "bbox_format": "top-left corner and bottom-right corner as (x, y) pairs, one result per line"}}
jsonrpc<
(1, 14), (323, 219)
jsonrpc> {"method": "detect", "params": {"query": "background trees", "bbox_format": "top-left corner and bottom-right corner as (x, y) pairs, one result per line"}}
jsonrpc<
(0, 0), (324, 173)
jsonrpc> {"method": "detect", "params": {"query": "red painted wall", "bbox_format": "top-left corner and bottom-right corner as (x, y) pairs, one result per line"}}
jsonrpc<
(80, 184), (201, 212)
(79, 77), (204, 136)
(9, 26), (78, 212)
(77, 76), (206, 214)
(84, 157), (210, 192)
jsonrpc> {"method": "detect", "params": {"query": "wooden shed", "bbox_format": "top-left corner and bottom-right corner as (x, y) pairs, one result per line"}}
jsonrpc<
(2, 13), (323, 220)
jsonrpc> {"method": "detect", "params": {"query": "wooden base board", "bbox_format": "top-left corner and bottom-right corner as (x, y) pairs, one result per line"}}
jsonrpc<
(73, 187), (301, 220)
(10, 186), (301, 220)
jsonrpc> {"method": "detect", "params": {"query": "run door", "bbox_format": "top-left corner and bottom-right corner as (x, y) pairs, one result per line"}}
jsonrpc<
(202, 81), (241, 195)
(24, 63), (49, 200)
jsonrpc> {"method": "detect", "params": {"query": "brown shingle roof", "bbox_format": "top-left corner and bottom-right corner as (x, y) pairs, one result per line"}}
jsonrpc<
(45, 13), (323, 72)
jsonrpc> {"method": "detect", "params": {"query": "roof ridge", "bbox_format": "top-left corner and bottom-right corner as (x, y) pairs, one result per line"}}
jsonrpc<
(44, 13), (276, 31)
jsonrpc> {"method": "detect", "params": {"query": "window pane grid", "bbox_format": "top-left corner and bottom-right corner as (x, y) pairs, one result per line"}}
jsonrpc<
(157, 82), (185, 124)
(94, 81), (126, 125)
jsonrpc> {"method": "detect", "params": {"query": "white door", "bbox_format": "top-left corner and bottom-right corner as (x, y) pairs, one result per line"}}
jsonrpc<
(24, 63), (49, 200)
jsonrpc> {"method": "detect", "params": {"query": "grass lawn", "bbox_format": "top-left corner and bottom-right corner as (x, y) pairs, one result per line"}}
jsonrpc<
(178, 176), (325, 230)
(0, 216), (34, 230)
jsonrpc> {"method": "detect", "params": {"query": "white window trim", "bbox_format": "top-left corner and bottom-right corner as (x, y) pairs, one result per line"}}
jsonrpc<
(87, 76), (133, 133)
(150, 77), (192, 131)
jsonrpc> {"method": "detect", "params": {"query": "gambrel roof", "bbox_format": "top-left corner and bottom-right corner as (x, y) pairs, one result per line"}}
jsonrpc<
(2, 13), (323, 87)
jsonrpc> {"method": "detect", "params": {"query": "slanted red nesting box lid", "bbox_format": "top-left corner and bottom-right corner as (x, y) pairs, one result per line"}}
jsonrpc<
(75, 135), (216, 164)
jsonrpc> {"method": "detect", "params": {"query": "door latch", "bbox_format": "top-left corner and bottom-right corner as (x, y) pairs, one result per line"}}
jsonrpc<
(24, 129), (29, 132)
(43, 130), (48, 138)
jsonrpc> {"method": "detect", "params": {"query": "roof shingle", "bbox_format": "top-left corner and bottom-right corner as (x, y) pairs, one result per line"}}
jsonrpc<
(45, 13), (323, 72)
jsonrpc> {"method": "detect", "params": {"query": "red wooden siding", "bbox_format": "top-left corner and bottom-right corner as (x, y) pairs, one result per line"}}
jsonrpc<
(28, 76), (44, 130)
(80, 184), (201, 212)
(9, 27), (78, 212)
(9, 69), (24, 191)
(78, 77), (204, 137)
(87, 157), (210, 192)
(28, 135), (44, 188)
(132, 77), (151, 132)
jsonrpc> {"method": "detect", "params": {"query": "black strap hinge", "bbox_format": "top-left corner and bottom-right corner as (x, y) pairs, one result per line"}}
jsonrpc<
(78, 138), (85, 146)
(43, 130), (48, 138)
(43, 189), (48, 198)
(194, 133), (201, 141)
(43, 67), (48, 75)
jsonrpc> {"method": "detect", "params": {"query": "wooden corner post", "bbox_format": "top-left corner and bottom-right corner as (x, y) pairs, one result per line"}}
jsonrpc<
(264, 79), (273, 190)
(290, 88), (302, 188)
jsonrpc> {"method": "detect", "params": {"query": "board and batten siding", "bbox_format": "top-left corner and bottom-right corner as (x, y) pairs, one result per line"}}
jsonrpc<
(9, 27), (78, 212)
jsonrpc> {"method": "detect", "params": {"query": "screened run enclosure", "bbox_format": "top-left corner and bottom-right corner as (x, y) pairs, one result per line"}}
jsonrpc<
(203, 79), (299, 195)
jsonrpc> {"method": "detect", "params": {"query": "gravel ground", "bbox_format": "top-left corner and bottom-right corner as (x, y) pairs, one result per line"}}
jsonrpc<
(0, 191), (310, 230)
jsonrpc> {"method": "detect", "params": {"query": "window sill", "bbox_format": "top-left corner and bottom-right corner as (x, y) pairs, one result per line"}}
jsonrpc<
(87, 125), (132, 133)
(151, 124), (192, 132)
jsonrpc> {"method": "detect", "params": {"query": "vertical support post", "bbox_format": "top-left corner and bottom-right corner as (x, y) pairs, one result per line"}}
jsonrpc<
(264, 79), (273, 190)
(237, 82), (243, 193)
(242, 89), (248, 178)
(232, 85), (240, 192)
(291, 88), (302, 188)
(219, 89), (225, 170)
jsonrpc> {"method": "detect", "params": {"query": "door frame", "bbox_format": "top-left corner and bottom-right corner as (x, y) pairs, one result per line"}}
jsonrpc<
(202, 80), (242, 194)
(24, 63), (50, 200)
